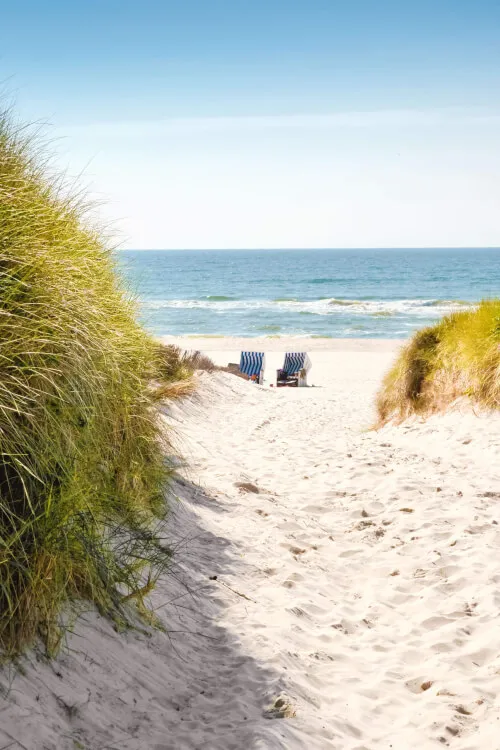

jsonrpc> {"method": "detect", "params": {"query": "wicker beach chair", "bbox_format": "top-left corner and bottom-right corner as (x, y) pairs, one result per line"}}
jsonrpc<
(239, 351), (266, 384)
(277, 352), (312, 387)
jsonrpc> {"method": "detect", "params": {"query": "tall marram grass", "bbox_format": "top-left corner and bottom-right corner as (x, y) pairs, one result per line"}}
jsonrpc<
(0, 112), (182, 655)
(377, 299), (500, 423)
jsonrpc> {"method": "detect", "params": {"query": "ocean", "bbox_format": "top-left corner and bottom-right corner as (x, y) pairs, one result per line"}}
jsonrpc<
(119, 248), (500, 339)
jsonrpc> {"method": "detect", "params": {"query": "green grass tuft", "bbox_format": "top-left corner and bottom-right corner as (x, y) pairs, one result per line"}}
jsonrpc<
(0, 110), (188, 656)
(377, 299), (500, 423)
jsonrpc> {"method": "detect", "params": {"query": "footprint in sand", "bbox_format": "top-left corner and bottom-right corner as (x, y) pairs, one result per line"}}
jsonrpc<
(405, 677), (434, 694)
(235, 481), (260, 494)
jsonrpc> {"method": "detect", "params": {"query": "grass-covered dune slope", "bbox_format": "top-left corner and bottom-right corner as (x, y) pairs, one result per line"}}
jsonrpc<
(377, 299), (500, 422)
(0, 112), (186, 656)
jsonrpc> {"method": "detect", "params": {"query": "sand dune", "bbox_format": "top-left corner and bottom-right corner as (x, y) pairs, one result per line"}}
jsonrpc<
(2, 340), (500, 749)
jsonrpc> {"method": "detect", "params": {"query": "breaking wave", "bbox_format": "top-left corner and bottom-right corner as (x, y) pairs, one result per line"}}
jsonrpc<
(142, 297), (475, 317)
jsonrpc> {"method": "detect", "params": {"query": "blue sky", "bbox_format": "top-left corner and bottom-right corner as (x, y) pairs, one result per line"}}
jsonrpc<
(2, 1), (500, 248)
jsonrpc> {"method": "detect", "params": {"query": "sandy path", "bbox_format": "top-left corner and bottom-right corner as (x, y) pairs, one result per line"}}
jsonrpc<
(2, 344), (500, 749)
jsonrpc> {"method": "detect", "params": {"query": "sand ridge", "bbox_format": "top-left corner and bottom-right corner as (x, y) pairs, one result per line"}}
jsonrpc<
(1, 342), (500, 749)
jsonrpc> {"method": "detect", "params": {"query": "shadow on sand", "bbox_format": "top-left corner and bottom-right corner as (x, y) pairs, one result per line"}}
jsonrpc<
(0, 477), (301, 750)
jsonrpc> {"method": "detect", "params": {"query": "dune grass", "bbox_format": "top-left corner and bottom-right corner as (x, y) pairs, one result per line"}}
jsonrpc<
(0, 112), (192, 656)
(377, 299), (500, 423)
(155, 344), (216, 380)
(152, 344), (216, 400)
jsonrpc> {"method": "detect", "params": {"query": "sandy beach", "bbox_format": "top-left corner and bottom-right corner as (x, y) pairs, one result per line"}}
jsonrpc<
(2, 337), (500, 749)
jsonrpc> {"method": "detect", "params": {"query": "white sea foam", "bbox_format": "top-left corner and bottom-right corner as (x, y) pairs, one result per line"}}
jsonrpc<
(142, 297), (474, 317)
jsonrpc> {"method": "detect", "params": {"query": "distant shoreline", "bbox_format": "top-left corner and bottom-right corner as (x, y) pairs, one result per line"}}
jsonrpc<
(158, 335), (404, 353)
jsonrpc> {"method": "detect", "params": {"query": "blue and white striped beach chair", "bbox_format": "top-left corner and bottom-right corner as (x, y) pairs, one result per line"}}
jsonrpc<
(277, 352), (312, 387)
(239, 351), (266, 384)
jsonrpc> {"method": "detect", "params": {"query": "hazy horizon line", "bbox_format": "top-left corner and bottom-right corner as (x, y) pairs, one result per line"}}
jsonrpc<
(120, 246), (500, 252)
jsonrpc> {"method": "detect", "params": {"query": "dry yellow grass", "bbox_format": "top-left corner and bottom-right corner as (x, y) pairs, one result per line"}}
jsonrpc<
(153, 378), (197, 401)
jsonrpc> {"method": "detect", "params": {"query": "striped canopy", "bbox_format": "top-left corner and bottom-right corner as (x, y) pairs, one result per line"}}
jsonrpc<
(283, 352), (311, 376)
(240, 351), (265, 377)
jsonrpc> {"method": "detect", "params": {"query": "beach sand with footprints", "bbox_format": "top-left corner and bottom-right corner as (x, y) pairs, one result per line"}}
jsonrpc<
(2, 338), (500, 749)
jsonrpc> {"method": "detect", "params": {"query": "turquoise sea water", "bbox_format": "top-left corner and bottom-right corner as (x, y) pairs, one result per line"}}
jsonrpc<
(119, 249), (500, 339)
